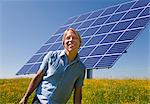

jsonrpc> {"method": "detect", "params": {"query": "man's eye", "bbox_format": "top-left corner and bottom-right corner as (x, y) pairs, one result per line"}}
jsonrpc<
(66, 37), (70, 40)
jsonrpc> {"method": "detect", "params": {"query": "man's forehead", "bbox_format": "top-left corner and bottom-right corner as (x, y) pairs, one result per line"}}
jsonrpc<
(67, 29), (75, 34)
(66, 30), (77, 36)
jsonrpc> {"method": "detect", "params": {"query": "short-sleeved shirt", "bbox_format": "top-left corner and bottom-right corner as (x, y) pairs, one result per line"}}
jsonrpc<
(35, 50), (86, 104)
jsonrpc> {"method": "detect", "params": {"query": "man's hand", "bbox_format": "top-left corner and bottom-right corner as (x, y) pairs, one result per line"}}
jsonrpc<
(19, 96), (28, 104)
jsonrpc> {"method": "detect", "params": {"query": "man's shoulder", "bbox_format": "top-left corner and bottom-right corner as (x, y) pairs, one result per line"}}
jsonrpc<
(78, 59), (86, 70)
(46, 50), (63, 58)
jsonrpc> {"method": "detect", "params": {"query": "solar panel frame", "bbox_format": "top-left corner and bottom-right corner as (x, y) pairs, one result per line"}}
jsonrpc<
(78, 19), (95, 29)
(17, 64), (33, 75)
(79, 46), (96, 57)
(129, 16), (150, 29)
(96, 22), (117, 34)
(106, 12), (126, 23)
(55, 25), (70, 34)
(16, 0), (150, 75)
(139, 6), (150, 17)
(70, 22), (82, 29)
(107, 41), (132, 54)
(64, 16), (79, 25)
(85, 35), (105, 46)
(118, 28), (142, 41)
(131, 0), (150, 9)
(101, 31), (123, 43)
(89, 1), (149, 69)
(87, 9), (104, 19)
(81, 37), (91, 46)
(90, 44), (112, 56)
(74, 12), (92, 23)
(45, 35), (60, 44)
(115, 1), (136, 13)
(27, 54), (42, 64)
(95, 54), (121, 68)
(82, 26), (100, 37)
(36, 44), (52, 54)
(101, 5), (120, 16)
(92, 16), (110, 26)
(84, 56), (102, 69)
(26, 63), (41, 74)
(121, 8), (143, 20)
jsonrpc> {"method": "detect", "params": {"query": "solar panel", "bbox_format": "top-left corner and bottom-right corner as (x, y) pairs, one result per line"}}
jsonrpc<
(16, 0), (150, 75)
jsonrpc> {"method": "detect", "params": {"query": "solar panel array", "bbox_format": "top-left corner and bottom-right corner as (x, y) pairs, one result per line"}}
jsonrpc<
(16, 0), (150, 75)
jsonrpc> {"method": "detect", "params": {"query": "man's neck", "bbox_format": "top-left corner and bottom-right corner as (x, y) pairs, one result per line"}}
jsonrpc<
(65, 50), (78, 64)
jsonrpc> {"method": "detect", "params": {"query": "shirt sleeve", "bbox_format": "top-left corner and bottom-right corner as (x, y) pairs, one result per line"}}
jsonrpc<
(39, 51), (52, 72)
(75, 69), (85, 88)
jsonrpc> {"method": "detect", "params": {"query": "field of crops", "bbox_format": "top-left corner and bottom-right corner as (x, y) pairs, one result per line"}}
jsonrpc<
(0, 78), (149, 104)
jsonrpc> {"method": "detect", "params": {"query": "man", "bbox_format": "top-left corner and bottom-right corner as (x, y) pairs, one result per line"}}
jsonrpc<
(19, 28), (86, 104)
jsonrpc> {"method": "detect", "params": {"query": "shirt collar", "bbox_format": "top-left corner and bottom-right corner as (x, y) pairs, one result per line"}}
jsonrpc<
(59, 50), (80, 62)
(59, 50), (66, 57)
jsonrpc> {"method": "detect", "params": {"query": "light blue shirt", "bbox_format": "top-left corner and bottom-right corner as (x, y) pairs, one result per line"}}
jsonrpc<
(36, 50), (86, 104)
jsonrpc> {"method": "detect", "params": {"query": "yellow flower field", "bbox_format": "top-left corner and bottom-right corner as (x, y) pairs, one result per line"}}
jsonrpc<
(0, 78), (149, 104)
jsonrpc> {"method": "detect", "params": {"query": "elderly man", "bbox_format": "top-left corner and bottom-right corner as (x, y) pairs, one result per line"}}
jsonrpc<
(19, 28), (86, 104)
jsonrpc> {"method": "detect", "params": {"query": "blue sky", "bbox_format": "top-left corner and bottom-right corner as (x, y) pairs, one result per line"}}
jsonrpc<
(0, 0), (150, 79)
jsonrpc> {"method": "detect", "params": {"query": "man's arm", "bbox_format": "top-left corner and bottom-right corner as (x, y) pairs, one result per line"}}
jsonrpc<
(73, 87), (82, 104)
(19, 69), (45, 104)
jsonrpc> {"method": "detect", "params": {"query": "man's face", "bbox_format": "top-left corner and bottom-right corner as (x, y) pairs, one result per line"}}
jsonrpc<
(63, 30), (80, 53)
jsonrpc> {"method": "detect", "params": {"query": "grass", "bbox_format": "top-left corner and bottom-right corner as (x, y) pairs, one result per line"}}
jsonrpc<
(0, 78), (149, 104)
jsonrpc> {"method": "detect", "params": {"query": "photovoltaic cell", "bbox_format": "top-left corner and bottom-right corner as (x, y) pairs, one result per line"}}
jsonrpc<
(80, 58), (86, 63)
(84, 56), (101, 69)
(131, 0), (150, 9)
(78, 29), (87, 36)
(101, 32), (123, 43)
(45, 35), (59, 44)
(58, 45), (64, 50)
(37, 53), (47, 62)
(88, 9), (104, 19)
(92, 16), (110, 26)
(122, 8), (143, 20)
(17, 0), (150, 75)
(116, 1), (136, 13)
(70, 22), (82, 29)
(81, 37), (91, 46)
(64, 16), (78, 25)
(36, 44), (51, 53)
(26, 63), (41, 74)
(118, 29), (142, 41)
(27, 54), (42, 63)
(55, 26), (69, 34)
(47, 43), (61, 51)
(91, 44), (112, 56)
(101, 5), (119, 16)
(17, 65), (33, 75)
(85, 35), (105, 46)
(139, 7), (150, 17)
(79, 46), (96, 57)
(129, 17), (150, 29)
(75, 13), (91, 22)
(107, 41), (131, 54)
(82, 27), (100, 37)
(112, 20), (133, 32)
(78, 19), (95, 29)
(95, 55), (120, 68)
(106, 12), (126, 23)
(96, 23), (116, 34)
(56, 35), (63, 42)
